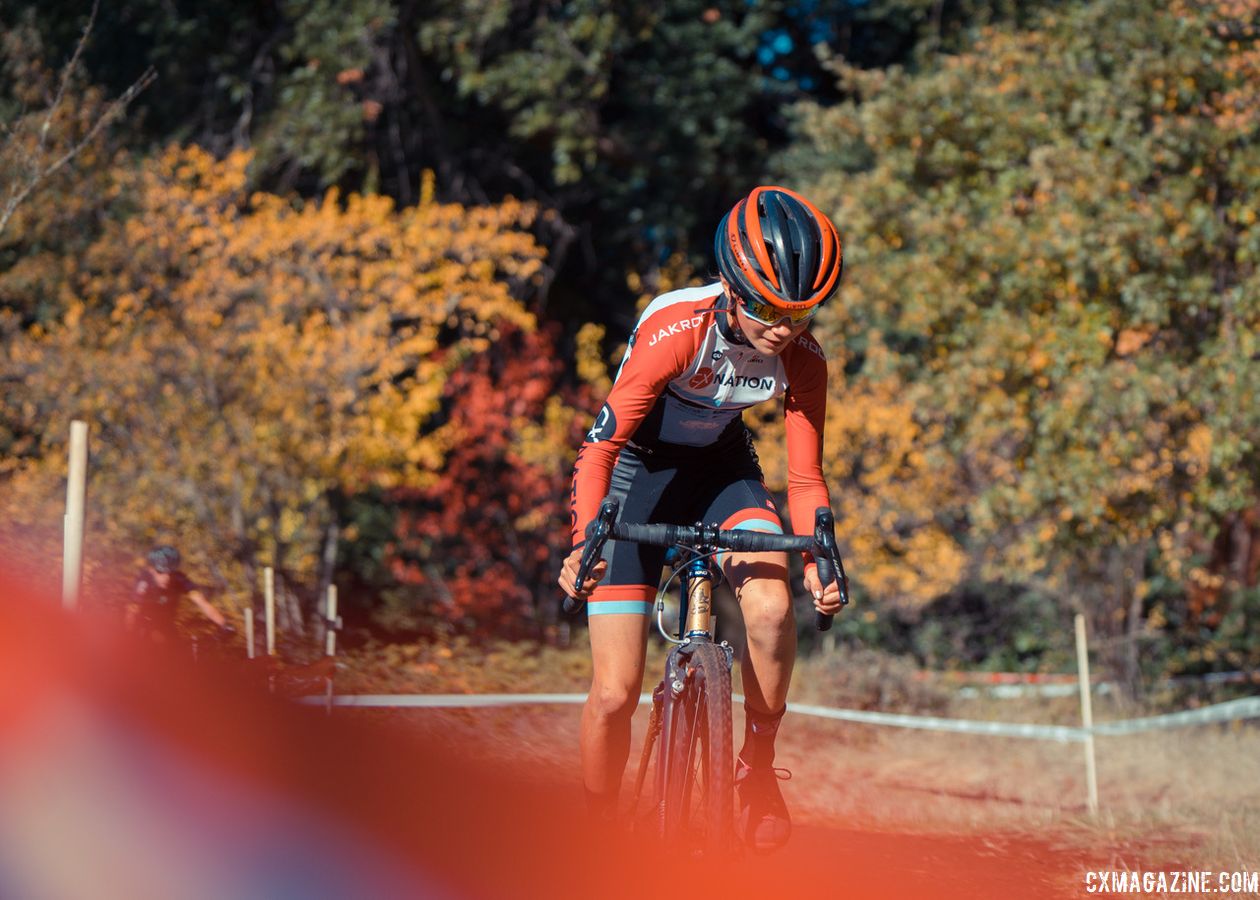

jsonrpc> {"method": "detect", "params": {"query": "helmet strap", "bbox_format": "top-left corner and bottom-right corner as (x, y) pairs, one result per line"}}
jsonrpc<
(716, 288), (749, 345)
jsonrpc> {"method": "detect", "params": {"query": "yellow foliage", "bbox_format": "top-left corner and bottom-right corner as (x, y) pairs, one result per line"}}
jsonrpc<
(574, 322), (613, 395)
(0, 144), (545, 601)
(750, 350), (966, 609)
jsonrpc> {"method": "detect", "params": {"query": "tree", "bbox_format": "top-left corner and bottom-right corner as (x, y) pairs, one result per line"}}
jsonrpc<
(0, 3), (152, 241)
(381, 321), (602, 637)
(782, 0), (1260, 686)
(0, 145), (546, 627)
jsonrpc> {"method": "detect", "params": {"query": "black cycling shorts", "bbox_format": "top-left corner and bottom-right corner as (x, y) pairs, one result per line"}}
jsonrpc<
(587, 435), (783, 616)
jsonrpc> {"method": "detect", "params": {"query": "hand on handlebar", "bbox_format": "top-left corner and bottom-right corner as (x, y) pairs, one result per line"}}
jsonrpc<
(558, 546), (608, 600)
(804, 565), (843, 616)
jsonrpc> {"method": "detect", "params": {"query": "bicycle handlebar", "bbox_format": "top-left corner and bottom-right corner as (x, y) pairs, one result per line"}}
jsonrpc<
(563, 498), (849, 631)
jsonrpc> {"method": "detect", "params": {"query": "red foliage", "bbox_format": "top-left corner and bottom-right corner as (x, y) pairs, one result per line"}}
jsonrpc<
(387, 322), (593, 637)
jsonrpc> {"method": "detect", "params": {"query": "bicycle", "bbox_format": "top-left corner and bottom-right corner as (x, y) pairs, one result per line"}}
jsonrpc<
(563, 498), (849, 855)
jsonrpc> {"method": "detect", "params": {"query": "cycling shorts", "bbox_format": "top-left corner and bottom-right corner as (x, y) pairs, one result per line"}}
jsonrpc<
(587, 433), (783, 616)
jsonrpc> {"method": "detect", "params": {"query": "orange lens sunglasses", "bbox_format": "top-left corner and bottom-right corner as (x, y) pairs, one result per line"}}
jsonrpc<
(739, 294), (820, 326)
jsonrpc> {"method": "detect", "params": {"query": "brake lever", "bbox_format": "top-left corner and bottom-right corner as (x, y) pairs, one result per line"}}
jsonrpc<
(812, 507), (849, 633)
(562, 497), (620, 615)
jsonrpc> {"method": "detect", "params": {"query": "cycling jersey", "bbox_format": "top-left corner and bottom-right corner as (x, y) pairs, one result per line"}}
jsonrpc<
(132, 569), (196, 632)
(570, 282), (831, 590)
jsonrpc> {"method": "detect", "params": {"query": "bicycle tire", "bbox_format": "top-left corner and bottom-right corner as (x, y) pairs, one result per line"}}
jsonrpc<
(660, 641), (732, 854)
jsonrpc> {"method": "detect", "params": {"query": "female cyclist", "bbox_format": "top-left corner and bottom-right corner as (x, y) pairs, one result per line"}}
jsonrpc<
(559, 185), (845, 852)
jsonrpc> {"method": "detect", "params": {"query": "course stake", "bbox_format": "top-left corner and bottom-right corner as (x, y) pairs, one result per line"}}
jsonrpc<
(1075, 613), (1100, 815)
(62, 420), (89, 611)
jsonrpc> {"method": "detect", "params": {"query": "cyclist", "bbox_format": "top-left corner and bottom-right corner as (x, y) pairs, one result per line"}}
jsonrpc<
(127, 545), (231, 640)
(559, 186), (845, 852)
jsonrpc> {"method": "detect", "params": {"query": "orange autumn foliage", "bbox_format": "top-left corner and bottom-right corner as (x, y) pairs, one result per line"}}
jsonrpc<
(1, 144), (547, 615)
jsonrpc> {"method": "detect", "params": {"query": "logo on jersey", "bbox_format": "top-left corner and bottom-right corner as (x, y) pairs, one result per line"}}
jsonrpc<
(585, 404), (617, 443)
(687, 367), (776, 393)
(711, 350), (723, 361)
(794, 332), (826, 361)
(647, 315), (707, 347)
(715, 372), (776, 390)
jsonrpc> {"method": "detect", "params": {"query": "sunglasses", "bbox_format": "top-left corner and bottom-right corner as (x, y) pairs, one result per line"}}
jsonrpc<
(738, 293), (821, 326)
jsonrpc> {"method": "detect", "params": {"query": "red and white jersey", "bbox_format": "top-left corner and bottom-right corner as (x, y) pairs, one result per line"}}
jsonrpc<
(570, 282), (830, 546)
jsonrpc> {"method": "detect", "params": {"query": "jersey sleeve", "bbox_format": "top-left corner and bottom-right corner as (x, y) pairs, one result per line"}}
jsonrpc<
(174, 571), (197, 595)
(782, 332), (831, 565)
(569, 307), (710, 547)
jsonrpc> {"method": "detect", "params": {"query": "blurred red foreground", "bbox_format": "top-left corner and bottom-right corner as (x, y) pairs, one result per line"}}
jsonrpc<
(0, 567), (1097, 899)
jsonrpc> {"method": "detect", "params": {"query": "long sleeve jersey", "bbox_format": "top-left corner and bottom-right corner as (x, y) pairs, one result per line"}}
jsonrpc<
(570, 282), (830, 547)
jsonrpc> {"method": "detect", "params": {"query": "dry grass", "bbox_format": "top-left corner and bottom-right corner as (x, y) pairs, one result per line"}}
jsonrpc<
(338, 636), (1260, 890)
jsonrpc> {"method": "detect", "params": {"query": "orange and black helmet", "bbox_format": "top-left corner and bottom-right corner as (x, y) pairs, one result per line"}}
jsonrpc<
(714, 185), (843, 314)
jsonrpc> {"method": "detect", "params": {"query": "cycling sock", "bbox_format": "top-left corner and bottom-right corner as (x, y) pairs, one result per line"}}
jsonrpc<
(739, 704), (786, 769)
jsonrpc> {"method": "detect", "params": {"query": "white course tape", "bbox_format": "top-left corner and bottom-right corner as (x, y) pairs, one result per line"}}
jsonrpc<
(1089, 695), (1260, 736)
(783, 701), (1087, 743)
(299, 692), (1260, 742)
(308, 692), (647, 708)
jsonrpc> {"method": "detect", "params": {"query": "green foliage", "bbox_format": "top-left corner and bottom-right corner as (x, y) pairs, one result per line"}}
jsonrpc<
(5, 0), (1258, 676)
(418, 0), (785, 304)
(785, 0), (1260, 678)
(909, 584), (1072, 672)
(254, 0), (396, 186)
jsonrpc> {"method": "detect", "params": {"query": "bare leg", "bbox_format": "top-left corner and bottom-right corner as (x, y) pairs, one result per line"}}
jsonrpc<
(725, 551), (795, 723)
(580, 613), (650, 811)
(724, 550), (796, 851)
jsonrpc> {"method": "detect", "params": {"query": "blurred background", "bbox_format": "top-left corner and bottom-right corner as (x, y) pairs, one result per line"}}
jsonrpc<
(1, 0), (1258, 700)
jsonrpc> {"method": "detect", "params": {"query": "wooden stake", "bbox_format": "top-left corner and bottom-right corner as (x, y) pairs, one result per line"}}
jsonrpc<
(245, 608), (255, 660)
(1075, 613), (1100, 816)
(264, 566), (276, 657)
(62, 420), (88, 611)
(325, 584), (338, 657)
(324, 584), (338, 715)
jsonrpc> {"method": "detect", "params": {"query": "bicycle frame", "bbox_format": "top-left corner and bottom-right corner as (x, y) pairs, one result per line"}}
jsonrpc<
(682, 553), (716, 639)
(571, 497), (849, 848)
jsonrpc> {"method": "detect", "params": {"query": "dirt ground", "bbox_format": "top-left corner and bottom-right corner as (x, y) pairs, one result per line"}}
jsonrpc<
(347, 699), (1260, 899)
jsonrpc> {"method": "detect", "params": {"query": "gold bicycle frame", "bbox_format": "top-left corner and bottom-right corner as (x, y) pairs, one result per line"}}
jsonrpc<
(683, 571), (713, 636)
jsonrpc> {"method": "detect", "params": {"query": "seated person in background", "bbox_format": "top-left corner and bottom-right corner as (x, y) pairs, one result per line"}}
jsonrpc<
(128, 544), (230, 639)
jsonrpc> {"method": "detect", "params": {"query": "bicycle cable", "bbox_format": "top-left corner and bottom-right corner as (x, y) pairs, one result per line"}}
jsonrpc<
(655, 545), (725, 644)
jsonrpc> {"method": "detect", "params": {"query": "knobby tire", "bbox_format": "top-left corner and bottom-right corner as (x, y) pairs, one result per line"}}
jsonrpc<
(660, 642), (732, 855)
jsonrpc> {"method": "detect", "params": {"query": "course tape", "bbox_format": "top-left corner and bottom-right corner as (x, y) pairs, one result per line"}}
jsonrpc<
(300, 692), (1260, 742)
(309, 693), (637, 708)
(1089, 695), (1260, 736)
(783, 701), (1086, 743)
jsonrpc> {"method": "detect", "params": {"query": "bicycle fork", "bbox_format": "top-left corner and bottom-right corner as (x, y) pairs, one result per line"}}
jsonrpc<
(633, 556), (735, 824)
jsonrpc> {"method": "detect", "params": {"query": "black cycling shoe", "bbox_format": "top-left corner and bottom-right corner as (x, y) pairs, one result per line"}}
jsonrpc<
(734, 756), (793, 853)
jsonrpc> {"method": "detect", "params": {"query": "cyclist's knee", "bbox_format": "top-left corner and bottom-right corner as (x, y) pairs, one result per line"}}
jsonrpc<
(738, 582), (793, 634)
(586, 680), (641, 722)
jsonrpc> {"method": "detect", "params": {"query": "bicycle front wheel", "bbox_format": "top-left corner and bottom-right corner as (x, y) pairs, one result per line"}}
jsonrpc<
(661, 641), (732, 855)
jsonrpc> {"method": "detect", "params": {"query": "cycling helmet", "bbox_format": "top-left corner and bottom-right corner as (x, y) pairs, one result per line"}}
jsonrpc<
(714, 185), (843, 314)
(147, 545), (181, 573)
